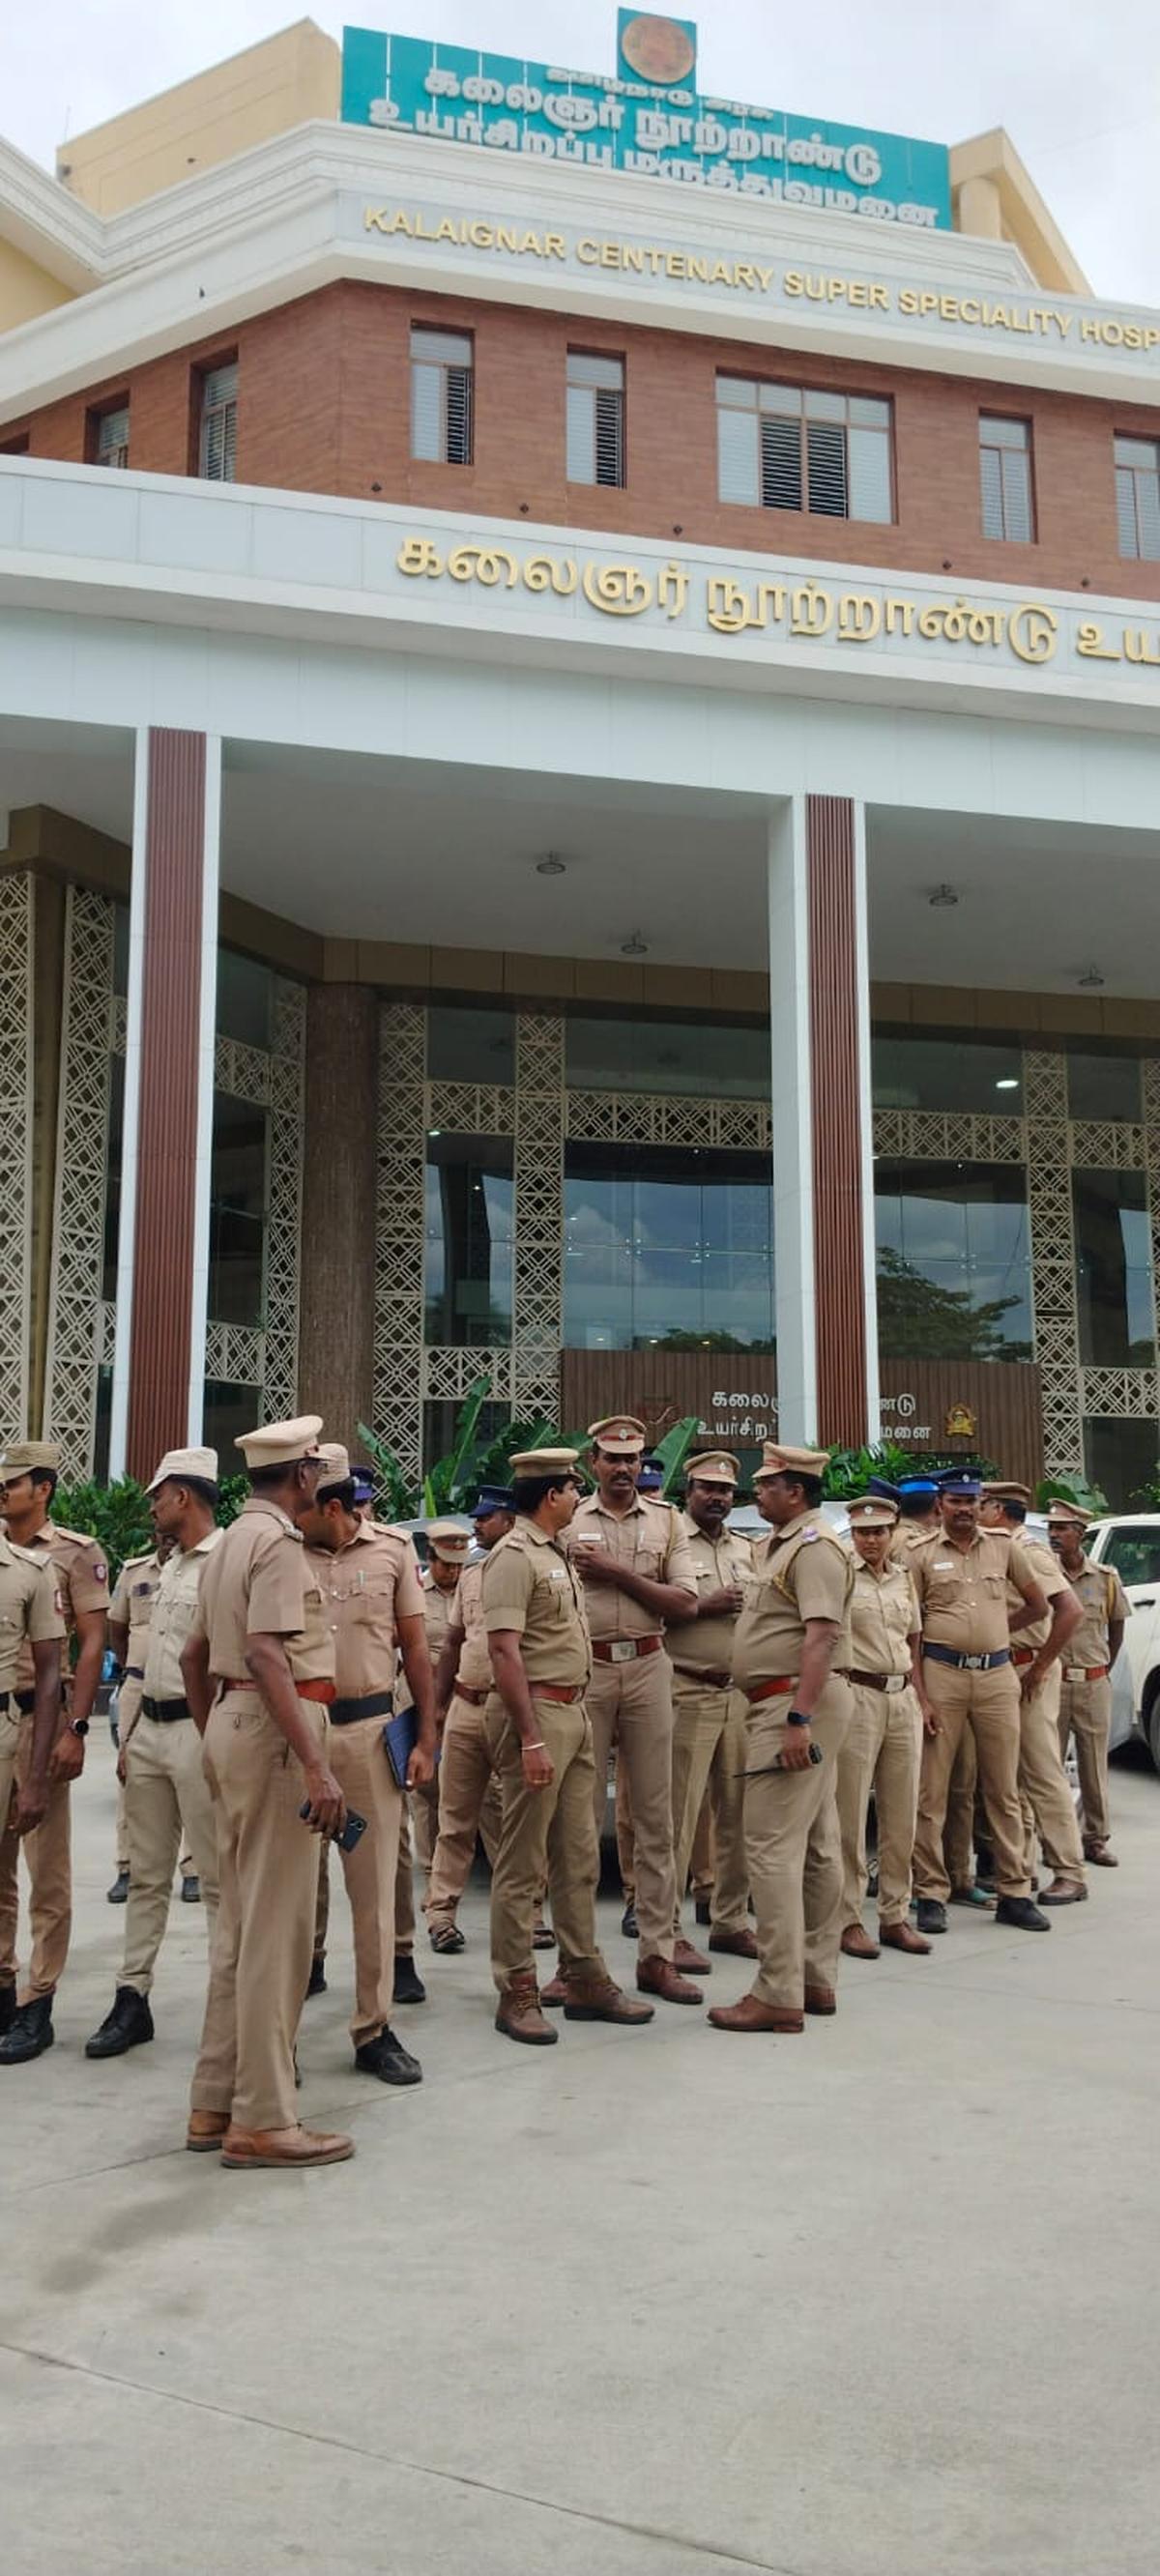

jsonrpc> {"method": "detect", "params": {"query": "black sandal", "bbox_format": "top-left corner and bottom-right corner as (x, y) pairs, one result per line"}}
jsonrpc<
(428, 1923), (465, 1954)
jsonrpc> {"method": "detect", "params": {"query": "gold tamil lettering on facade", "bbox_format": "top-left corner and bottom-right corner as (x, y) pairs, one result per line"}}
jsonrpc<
(1007, 603), (1058, 664)
(580, 563), (653, 614)
(1077, 621), (1121, 660)
(522, 555), (578, 594)
(447, 545), (519, 586)
(1123, 628), (1160, 665)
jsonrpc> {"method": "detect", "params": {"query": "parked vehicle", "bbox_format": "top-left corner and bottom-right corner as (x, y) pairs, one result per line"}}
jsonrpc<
(1082, 1515), (1160, 1768)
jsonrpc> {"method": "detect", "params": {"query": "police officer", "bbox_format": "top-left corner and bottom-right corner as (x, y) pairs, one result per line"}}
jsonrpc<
(911, 1471), (1052, 1936)
(568, 1418), (703, 2006)
(0, 1540), (64, 2038)
(106, 1543), (162, 1905)
(837, 1495), (931, 1960)
(710, 1444), (854, 2035)
(482, 1448), (652, 2044)
(979, 1483), (1086, 1905)
(392, 1520), (471, 2006)
(426, 1485), (516, 1955)
(302, 1444), (437, 2085)
(663, 1451), (755, 1962)
(891, 1477), (985, 1910)
(86, 1450), (223, 2060)
(0, 1439), (109, 2066)
(181, 1414), (352, 2170)
(1049, 1501), (1130, 1867)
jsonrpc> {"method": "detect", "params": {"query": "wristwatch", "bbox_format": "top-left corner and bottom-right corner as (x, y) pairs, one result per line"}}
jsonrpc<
(786, 1707), (811, 1726)
(70, 1717), (89, 1738)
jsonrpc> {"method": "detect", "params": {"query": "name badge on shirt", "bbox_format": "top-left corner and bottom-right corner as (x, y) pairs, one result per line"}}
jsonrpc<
(548, 1567), (567, 1580)
(933, 1559), (955, 1571)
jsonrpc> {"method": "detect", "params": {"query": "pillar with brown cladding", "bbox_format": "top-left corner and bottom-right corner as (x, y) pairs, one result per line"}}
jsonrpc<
(806, 794), (871, 1450)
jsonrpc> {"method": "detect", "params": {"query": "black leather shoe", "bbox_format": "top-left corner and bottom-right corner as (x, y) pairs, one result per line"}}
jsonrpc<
(305, 1954), (327, 1999)
(0, 1996), (54, 2063)
(85, 1985), (155, 2059)
(914, 1898), (947, 1935)
(355, 2027), (422, 2086)
(621, 1902), (638, 1938)
(180, 1874), (201, 1904)
(392, 1954), (426, 2006)
(995, 1895), (1051, 1931)
(106, 1869), (130, 1905)
(0, 1982), (15, 2037)
(694, 1897), (710, 1927)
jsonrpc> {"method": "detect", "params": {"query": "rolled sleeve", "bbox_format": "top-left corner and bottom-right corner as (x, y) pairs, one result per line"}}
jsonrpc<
(393, 1544), (424, 1622)
(70, 1542), (111, 1616)
(663, 1520), (698, 1596)
(28, 1564), (65, 1646)
(793, 1542), (850, 1625)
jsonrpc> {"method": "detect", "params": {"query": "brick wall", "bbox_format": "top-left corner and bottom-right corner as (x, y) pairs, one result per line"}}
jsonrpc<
(11, 278), (1160, 598)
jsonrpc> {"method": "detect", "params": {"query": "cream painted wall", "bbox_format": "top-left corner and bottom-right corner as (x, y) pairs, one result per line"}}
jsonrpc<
(0, 236), (74, 332)
(55, 18), (339, 217)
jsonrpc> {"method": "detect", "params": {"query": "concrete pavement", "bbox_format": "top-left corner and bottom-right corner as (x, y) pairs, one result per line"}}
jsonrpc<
(4, 1730), (1160, 2576)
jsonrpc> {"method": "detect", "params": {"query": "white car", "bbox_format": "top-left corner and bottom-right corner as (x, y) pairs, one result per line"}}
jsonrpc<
(1082, 1515), (1160, 1769)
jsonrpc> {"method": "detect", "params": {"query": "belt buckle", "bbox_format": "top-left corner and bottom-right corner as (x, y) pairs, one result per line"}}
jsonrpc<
(1064, 1666), (1085, 1682)
(608, 1639), (634, 1664)
(885, 1675), (906, 1694)
(965, 1654), (984, 1671)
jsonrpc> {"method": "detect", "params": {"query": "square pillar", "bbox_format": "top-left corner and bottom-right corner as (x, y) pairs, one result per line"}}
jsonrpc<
(110, 727), (220, 1483)
(768, 796), (879, 1449)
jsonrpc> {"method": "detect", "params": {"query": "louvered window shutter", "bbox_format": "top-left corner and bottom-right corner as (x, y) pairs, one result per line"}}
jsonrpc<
(445, 364), (473, 465)
(594, 386), (624, 486)
(805, 420), (848, 516)
(760, 416), (803, 511)
(200, 364), (238, 482)
(97, 406), (130, 469)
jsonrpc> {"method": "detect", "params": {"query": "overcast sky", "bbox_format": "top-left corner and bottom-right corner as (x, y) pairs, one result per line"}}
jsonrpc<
(4, 0), (1158, 300)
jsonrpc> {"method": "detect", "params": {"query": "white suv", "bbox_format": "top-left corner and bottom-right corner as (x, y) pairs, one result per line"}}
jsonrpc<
(1082, 1515), (1160, 1770)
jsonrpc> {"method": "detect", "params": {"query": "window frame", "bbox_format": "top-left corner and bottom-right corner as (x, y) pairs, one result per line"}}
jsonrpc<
(1114, 432), (1160, 561)
(715, 373), (895, 526)
(410, 324), (475, 468)
(977, 412), (1035, 544)
(566, 347), (626, 489)
(195, 358), (239, 484)
(87, 398), (130, 471)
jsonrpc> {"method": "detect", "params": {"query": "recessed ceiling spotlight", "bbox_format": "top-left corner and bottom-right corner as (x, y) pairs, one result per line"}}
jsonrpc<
(995, 1078), (1020, 1090)
(536, 853), (566, 876)
(1078, 965), (1105, 989)
(621, 932), (649, 957)
(928, 883), (959, 909)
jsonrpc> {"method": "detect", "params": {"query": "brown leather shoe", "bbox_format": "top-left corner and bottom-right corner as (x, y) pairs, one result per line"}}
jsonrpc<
(562, 1976), (654, 2024)
(840, 1924), (880, 1960)
(1039, 1876), (1088, 1904)
(220, 2123), (354, 2168)
(803, 1983), (836, 2015)
(532, 1920), (556, 1949)
(1084, 1839), (1118, 1867)
(708, 1925), (759, 1958)
(539, 1969), (568, 2006)
(708, 1993), (804, 2034)
(186, 2109), (230, 2153)
(673, 1935), (711, 1974)
(495, 1975), (558, 2044)
(880, 1921), (932, 1954)
(636, 1953), (703, 2006)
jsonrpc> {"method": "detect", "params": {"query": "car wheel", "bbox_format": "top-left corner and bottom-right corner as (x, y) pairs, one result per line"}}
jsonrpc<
(1146, 1685), (1160, 1776)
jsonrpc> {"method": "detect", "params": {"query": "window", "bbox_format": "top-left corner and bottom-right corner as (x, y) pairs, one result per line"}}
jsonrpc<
(203, 1379), (262, 1465)
(1067, 1047), (1142, 1121)
(1115, 436), (1160, 560)
(427, 1005), (515, 1084)
(566, 1015), (768, 1098)
(198, 362), (237, 482)
(209, 1093), (268, 1325)
(872, 1030), (1023, 1114)
(1094, 1516), (1160, 1580)
(91, 403), (130, 470)
(564, 1144), (774, 1352)
(1073, 1169), (1154, 1366)
(874, 1163), (1032, 1360)
(566, 350), (624, 486)
(411, 327), (473, 465)
(979, 415), (1033, 542)
(217, 950), (274, 1051)
(717, 377), (891, 522)
(424, 1134), (513, 1344)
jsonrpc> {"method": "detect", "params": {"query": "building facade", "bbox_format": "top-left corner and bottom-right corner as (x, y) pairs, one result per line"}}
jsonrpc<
(2, 19), (1160, 1499)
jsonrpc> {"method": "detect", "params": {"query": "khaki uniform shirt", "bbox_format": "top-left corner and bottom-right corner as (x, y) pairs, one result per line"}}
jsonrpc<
(450, 1559), (493, 1691)
(732, 1511), (855, 1695)
(110, 1549), (161, 1677)
(193, 1497), (332, 1688)
(850, 1558), (918, 1678)
(888, 1519), (942, 1567)
(307, 1520), (424, 1697)
(0, 1535), (65, 1693)
(1063, 1556), (1131, 1667)
(14, 1521), (109, 1692)
(1006, 1532), (1067, 1653)
(421, 1570), (458, 1661)
(911, 1526), (1038, 1656)
(665, 1518), (755, 1678)
(144, 1529), (222, 1700)
(566, 1492), (697, 1640)
(482, 1518), (591, 1689)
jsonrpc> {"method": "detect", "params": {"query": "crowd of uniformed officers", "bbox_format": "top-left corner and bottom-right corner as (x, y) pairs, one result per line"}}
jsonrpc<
(0, 1411), (1129, 2165)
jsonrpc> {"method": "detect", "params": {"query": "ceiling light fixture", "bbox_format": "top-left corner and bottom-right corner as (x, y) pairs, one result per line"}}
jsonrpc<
(621, 932), (649, 957)
(1078, 965), (1106, 989)
(928, 883), (959, 909)
(995, 1078), (1020, 1090)
(536, 852), (566, 876)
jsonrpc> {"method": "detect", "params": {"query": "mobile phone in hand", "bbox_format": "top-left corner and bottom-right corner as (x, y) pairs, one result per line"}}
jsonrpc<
(299, 1801), (368, 1851)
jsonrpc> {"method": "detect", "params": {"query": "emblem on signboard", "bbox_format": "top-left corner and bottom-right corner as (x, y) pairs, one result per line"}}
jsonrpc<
(944, 1403), (976, 1438)
(619, 13), (698, 82)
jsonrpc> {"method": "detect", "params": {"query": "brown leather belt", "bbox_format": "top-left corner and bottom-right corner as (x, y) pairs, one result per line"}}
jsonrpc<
(453, 1682), (490, 1708)
(672, 1662), (732, 1690)
(1010, 1646), (1035, 1669)
(218, 1677), (335, 1704)
(1063, 1664), (1110, 1682)
(592, 1635), (662, 1664)
(531, 1683), (584, 1704)
(847, 1669), (911, 1695)
(745, 1676), (798, 1704)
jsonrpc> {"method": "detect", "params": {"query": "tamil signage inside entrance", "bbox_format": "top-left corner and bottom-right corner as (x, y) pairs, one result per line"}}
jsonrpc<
(341, 15), (951, 227)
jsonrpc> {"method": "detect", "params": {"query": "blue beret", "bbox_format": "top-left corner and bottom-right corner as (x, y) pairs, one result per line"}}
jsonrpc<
(470, 1486), (514, 1518)
(350, 1465), (375, 1503)
(866, 1475), (900, 1501)
(939, 1470), (980, 1498)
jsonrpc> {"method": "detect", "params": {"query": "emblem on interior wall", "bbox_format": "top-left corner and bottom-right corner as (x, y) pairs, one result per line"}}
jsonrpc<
(944, 1403), (977, 1439)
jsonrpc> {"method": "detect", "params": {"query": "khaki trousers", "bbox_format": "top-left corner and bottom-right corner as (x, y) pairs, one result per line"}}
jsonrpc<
(837, 1682), (922, 1928)
(121, 1714), (219, 1994)
(1017, 1666), (1085, 1881)
(484, 1691), (606, 1990)
(743, 1679), (851, 2011)
(1058, 1676), (1113, 1847)
(586, 1653), (677, 1962)
(615, 1750), (635, 1898)
(394, 1804), (416, 1953)
(411, 1773), (439, 1876)
(114, 1674), (143, 1868)
(914, 1661), (1030, 1902)
(190, 1687), (325, 2135)
(943, 1730), (978, 1890)
(426, 1693), (503, 1930)
(327, 1715), (404, 2048)
(670, 1676), (749, 1936)
(0, 1708), (72, 2000)
(689, 1787), (714, 1899)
